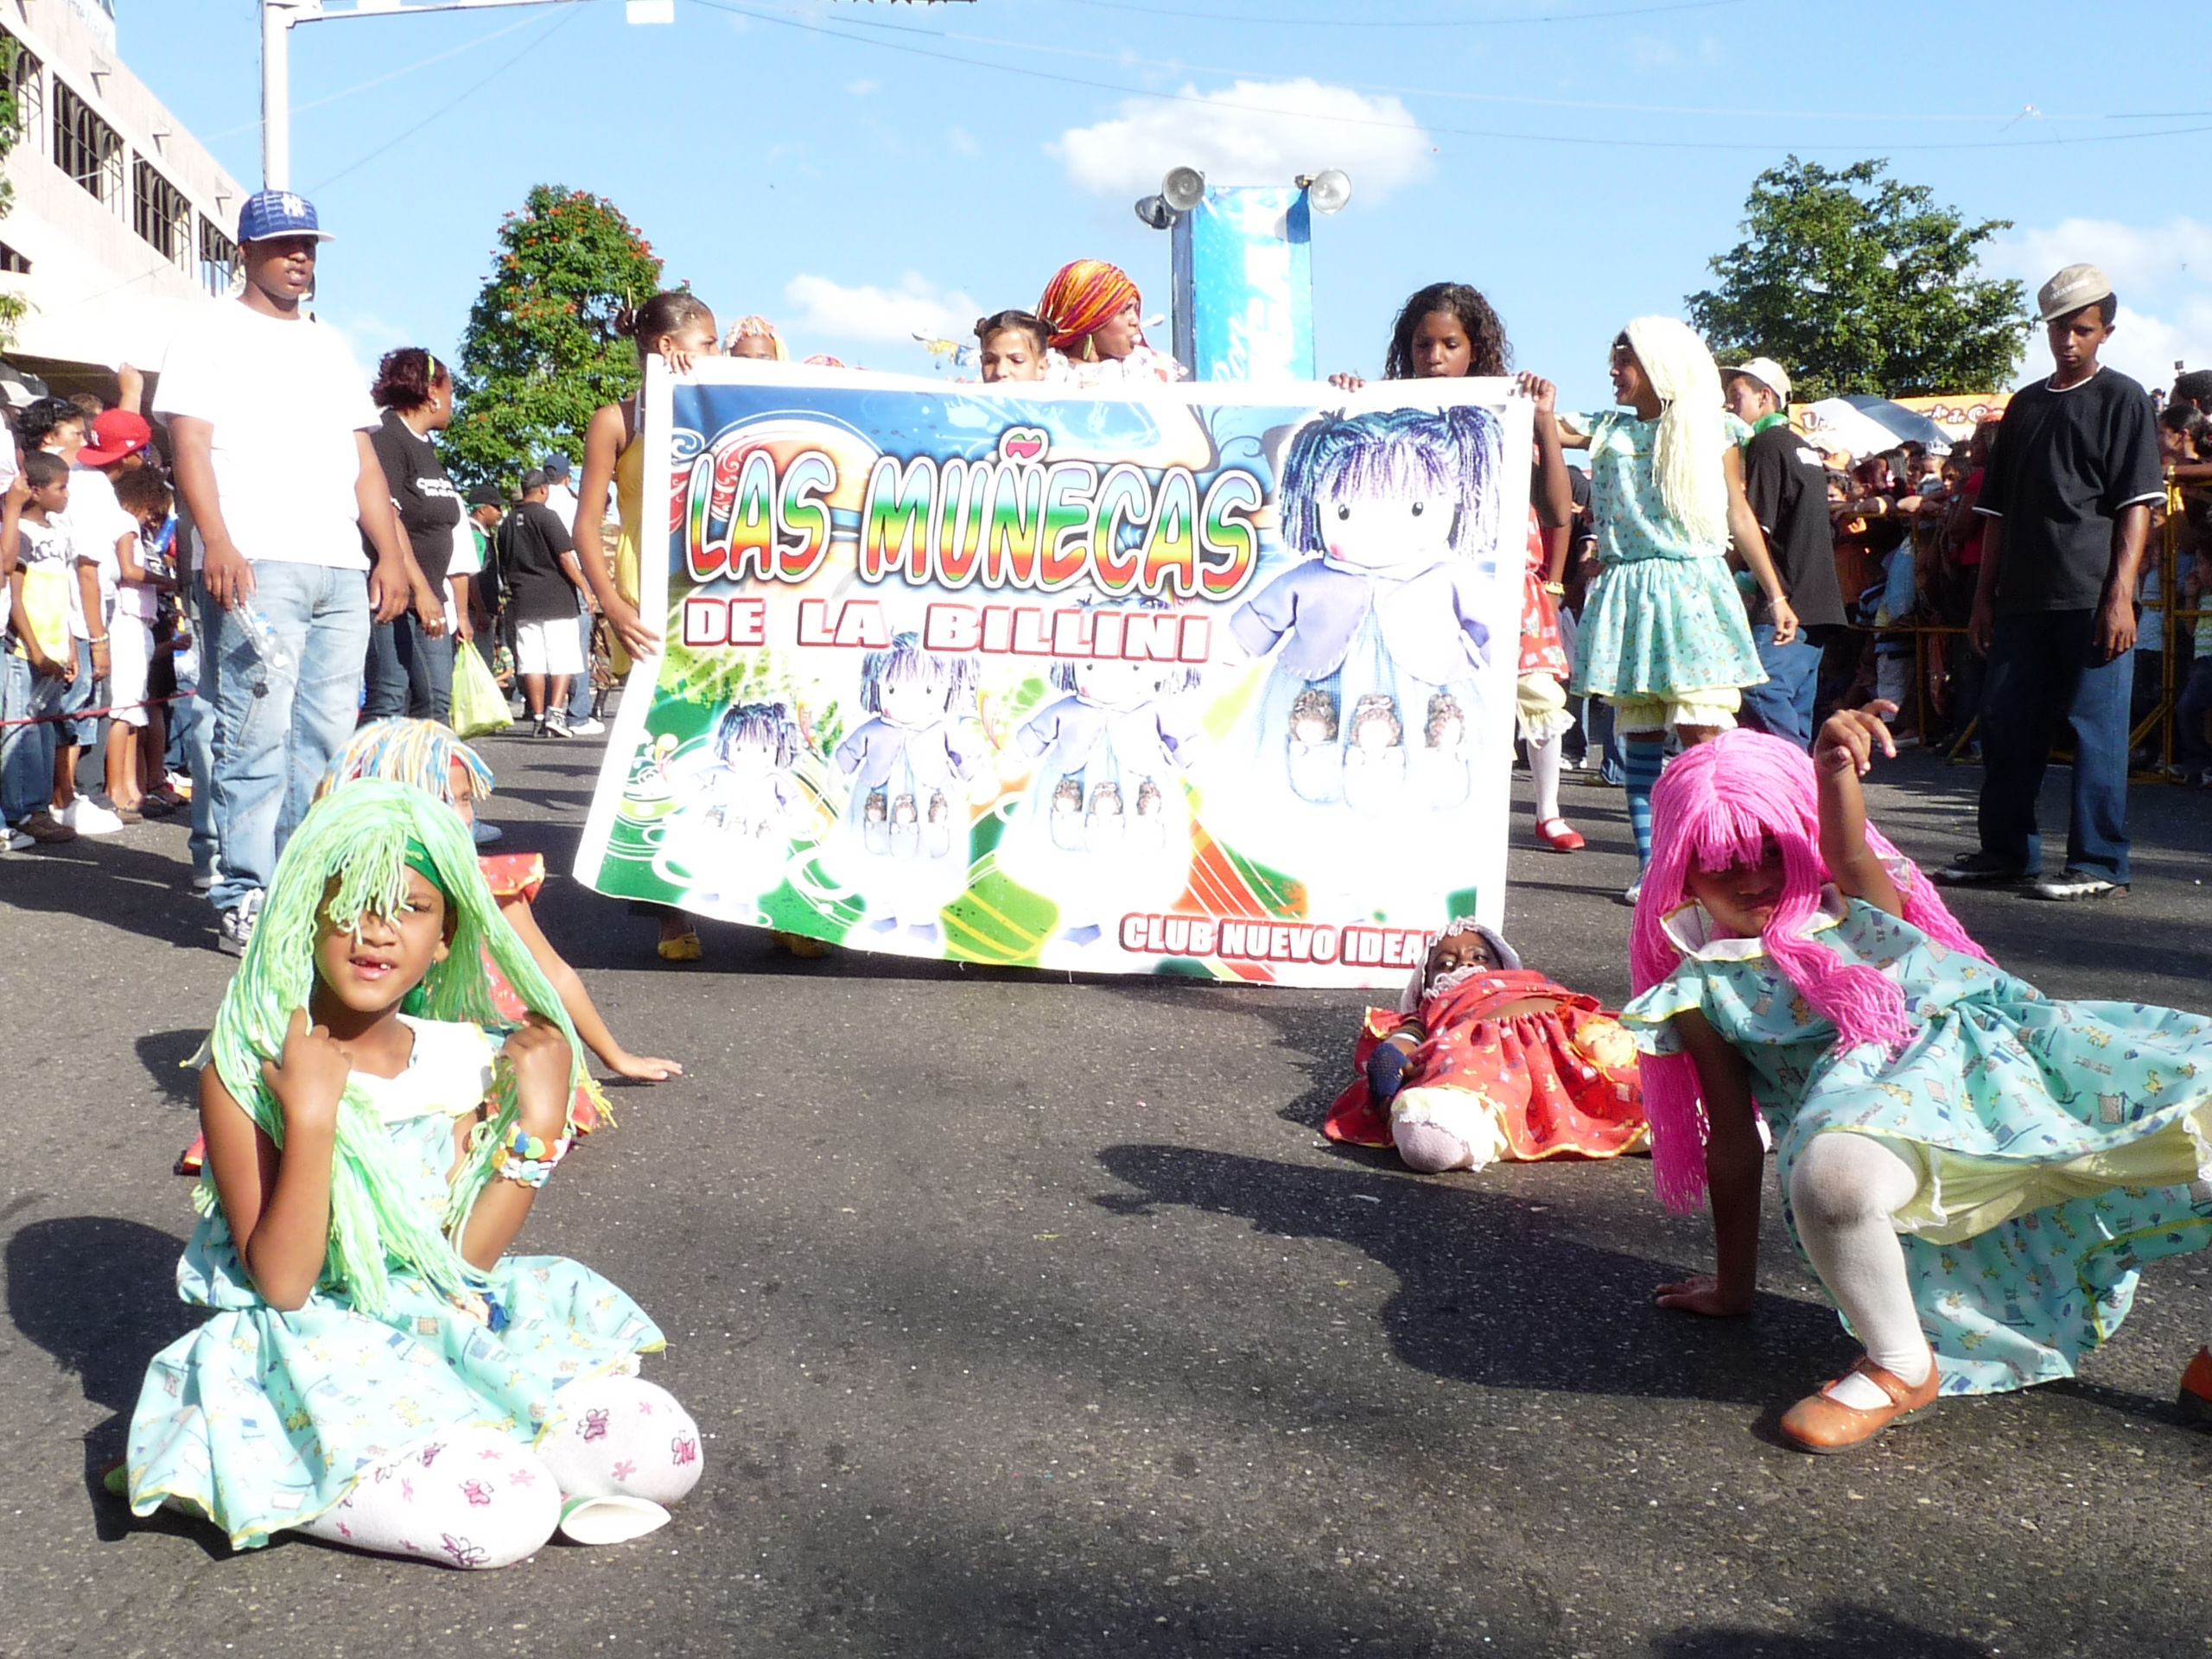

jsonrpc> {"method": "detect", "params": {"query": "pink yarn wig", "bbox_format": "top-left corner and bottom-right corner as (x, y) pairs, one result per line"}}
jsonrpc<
(1630, 730), (1989, 1211)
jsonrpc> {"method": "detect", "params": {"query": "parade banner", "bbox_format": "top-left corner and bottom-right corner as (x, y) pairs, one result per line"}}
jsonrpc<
(574, 361), (1532, 988)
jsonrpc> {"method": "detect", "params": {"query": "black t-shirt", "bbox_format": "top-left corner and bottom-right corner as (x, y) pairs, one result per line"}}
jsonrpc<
(365, 410), (462, 590)
(1977, 367), (2164, 614)
(498, 500), (580, 622)
(1741, 423), (1847, 637)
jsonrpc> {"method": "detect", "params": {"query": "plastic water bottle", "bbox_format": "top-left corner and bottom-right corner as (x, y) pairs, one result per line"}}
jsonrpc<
(231, 607), (295, 683)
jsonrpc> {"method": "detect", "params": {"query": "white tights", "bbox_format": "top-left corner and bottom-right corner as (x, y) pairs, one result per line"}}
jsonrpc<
(296, 1427), (561, 1570)
(1529, 731), (1565, 825)
(1788, 1131), (1934, 1405)
(293, 1375), (704, 1569)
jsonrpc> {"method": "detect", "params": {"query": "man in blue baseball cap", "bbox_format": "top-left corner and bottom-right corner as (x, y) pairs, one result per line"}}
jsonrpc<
(156, 189), (437, 955)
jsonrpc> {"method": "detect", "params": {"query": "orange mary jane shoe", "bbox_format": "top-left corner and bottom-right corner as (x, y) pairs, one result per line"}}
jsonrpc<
(1778, 1356), (1940, 1454)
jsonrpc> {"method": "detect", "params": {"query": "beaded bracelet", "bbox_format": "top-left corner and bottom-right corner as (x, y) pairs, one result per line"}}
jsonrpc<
(494, 1123), (572, 1188)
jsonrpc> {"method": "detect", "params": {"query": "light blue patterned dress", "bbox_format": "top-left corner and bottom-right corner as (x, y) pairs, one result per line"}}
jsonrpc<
(126, 1018), (665, 1549)
(1568, 410), (1765, 702)
(1622, 892), (2212, 1395)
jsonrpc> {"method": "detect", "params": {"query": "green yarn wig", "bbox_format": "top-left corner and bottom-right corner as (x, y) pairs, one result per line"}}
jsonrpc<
(201, 780), (588, 1315)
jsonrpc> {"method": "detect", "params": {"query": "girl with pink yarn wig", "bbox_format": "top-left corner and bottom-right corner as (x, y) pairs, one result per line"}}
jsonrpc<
(1619, 710), (2212, 1454)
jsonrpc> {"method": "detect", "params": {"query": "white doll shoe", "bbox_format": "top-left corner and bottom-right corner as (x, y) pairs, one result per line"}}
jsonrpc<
(558, 1495), (671, 1546)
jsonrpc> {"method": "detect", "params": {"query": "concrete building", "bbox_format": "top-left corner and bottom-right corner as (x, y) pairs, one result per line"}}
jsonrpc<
(0, 0), (245, 403)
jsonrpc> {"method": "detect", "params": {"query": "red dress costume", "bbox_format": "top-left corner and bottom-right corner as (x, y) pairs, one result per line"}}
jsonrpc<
(1325, 965), (1645, 1170)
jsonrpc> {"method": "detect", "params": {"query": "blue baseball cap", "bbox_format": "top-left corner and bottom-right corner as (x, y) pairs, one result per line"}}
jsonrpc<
(236, 190), (334, 246)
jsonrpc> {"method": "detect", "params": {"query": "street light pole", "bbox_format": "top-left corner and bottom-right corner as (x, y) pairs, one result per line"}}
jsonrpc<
(258, 0), (669, 192)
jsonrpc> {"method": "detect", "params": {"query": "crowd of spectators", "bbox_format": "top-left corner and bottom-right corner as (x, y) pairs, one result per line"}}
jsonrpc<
(1, 192), (2207, 950)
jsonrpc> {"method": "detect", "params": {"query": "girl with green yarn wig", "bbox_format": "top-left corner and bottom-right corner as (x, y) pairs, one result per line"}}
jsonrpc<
(202, 779), (590, 1307)
(124, 781), (705, 1567)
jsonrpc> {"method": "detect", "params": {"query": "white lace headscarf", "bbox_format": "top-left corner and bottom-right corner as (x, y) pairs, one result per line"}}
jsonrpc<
(1621, 316), (1729, 550)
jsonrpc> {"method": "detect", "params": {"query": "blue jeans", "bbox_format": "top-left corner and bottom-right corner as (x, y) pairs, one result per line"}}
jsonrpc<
(1976, 609), (2132, 884)
(208, 563), (372, 912)
(2177, 654), (2212, 769)
(1736, 627), (1825, 750)
(188, 578), (223, 876)
(60, 637), (102, 749)
(0, 651), (67, 822)
(566, 605), (595, 720)
(363, 613), (455, 722)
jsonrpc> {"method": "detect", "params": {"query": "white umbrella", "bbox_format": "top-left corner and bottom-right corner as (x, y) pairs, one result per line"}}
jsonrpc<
(1797, 395), (1954, 458)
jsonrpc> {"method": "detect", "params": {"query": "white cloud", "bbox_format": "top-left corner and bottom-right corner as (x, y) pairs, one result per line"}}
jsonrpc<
(949, 124), (979, 159)
(782, 271), (982, 346)
(1988, 216), (2212, 387)
(316, 308), (415, 366)
(1991, 216), (2212, 295)
(846, 78), (880, 97)
(1052, 79), (1430, 202)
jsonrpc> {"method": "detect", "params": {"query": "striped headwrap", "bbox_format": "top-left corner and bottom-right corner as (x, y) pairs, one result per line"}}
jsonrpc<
(1036, 260), (1142, 355)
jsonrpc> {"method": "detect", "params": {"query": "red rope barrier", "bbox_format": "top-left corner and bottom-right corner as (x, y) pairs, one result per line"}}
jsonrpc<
(0, 690), (191, 729)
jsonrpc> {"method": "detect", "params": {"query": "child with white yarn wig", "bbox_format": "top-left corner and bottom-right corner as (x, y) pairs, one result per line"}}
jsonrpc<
(1560, 316), (1801, 898)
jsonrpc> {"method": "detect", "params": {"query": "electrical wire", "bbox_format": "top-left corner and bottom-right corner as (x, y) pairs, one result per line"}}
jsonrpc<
(1055, 0), (1755, 28)
(196, 6), (556, 143)
(689, 0), (2212, 155)
(307, 5), (588, 192)
(809, 4), (2118, 126)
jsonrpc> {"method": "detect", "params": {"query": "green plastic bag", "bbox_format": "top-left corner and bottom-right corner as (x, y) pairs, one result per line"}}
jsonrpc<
(449, 640), (513, 739)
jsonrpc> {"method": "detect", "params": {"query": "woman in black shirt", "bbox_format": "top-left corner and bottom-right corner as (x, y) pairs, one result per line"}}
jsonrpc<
(362, 348), (463, 721)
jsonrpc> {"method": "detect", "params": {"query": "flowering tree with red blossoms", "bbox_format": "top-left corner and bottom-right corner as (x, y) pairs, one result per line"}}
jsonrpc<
(446, 184), (667, 489)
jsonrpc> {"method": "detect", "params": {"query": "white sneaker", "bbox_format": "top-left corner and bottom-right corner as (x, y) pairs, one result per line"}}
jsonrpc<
(1618, 878), (1643, 908)
(543, 709), (572, 738)
(566, 715), (607, 736)
(61, 796), (126, 836)
(3, 828), (34, 852)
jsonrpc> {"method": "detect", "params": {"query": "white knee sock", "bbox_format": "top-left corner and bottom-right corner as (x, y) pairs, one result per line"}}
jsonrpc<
(295, 1427), (561, 1569)
(1789, 1132), (1932, 1406)
(1529, 732), (1565, 825)
(537, 1374), (705, 1506)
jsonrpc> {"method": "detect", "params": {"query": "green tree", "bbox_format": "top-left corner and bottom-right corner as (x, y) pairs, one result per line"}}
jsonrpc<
(0, 37), (29, 347)
(1687, 158), (2031, 401)
(446, 184), (664, 488)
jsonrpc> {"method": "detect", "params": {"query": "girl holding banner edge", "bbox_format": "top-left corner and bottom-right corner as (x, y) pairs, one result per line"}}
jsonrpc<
(1330, 283), (1586, 854)
(571, 291), (729, 963)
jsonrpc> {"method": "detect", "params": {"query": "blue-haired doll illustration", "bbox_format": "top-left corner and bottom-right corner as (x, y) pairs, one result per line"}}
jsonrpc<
(830, 633), (982, 941)
(660, 700), (812, 912)
(1231, 404), (1505, 816)
(995, 599), (1205, 953)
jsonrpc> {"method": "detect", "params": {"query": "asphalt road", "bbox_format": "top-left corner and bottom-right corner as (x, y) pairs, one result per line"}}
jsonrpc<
(3, 733), (2209, 1659)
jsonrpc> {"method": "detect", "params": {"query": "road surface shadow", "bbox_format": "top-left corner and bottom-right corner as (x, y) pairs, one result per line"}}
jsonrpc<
(1651, 1604), (1995, 1657)
(1094, 1144), (1853, 1408)
(5, 1215), (215, 1549)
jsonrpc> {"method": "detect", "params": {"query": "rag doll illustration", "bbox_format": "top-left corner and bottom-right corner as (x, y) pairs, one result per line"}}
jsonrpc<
(660, 700), (812, 912)
(829, 633), (982, 941)
(994, 606), (1205, 952)
(1230, 404), (1507, 819)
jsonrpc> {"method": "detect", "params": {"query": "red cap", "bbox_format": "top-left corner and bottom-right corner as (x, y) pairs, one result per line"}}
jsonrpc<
(79, 409), (152, 467)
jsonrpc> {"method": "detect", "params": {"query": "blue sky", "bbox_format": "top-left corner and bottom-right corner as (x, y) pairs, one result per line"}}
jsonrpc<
(128, 0), (2212, 414)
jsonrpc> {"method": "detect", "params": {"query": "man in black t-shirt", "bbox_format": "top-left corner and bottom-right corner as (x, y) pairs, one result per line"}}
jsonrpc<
(497, 468), (590, 736)
(1937, 264), (2164, 902)
(1723, 356), (1847, 748)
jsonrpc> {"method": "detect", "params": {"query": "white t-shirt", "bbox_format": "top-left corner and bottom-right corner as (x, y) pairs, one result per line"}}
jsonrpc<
(7, 516), (75, 658)
(155, 302), (380, 570)
(543, 480), (580, 533)
(61, 465), (135, 639)
(443, 518), (485, 628)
